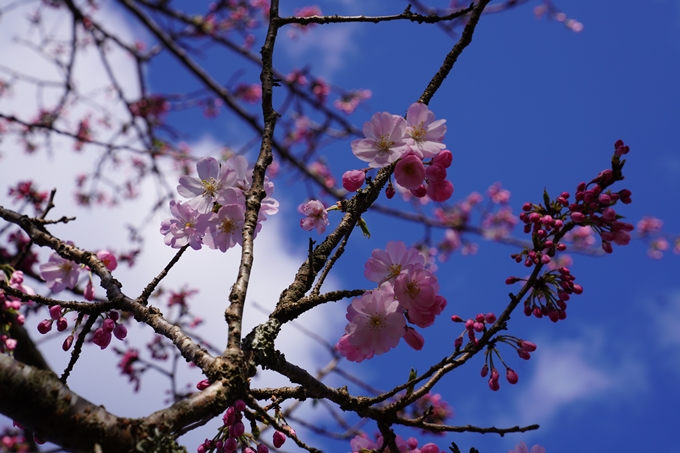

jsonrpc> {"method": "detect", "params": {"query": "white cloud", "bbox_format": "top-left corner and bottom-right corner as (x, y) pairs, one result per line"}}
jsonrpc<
(280, 23), (360, 78)
(499, 330), (647, 428)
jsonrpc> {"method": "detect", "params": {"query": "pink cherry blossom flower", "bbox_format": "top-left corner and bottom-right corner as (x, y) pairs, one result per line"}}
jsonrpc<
(394, 268), (439, 313)
(96, 250), (118, 271)
(159, 200), (204, 250)
(407, 294), (447, 328)
(404, 102), (447, 159)
(343, 284), (406, 359)
(395, 154), (426, 190)
(336, 334), (373, 363)
(364, 241), (425, 284)
(351, 112), (409, 168)
(299, 200), (329, 234)
(342, 170), (365, 192)
(39, 252), (81, 293)
(200, 204), (246, 252)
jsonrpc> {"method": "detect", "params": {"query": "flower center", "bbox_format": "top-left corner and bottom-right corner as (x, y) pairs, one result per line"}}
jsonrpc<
(368, 313), (385, 331)
(201, 178), (220, 197)
(405, 281), (420, 298)
(219, 218), (236, 234)
(409, 122), (426, 142)
(387, 264), (402, 280)
(376, 135), (394, 154)
(59, 262), (73, 273)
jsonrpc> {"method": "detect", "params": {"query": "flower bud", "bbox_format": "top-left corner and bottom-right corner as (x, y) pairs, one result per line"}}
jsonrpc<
(56, 317), (68, 332)
(433, 150), (452, 168)
(404, 327), (425, 350)
(62, 335), (74, 351)
(273, 431), (286, 448)
(49, 305), (62, 320)
(196, 379), (210, 390)
(342, 170), (365, 192)
(114, 323), (127, 340)
(37, 319), (52, 334)
(506, 368), (519, 384)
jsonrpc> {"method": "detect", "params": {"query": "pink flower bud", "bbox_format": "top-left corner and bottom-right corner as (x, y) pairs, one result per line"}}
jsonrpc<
(481, 364), (489, 377)
(520, 340), (537, 351)
(488, 378), (500, 391)
(230, 421), (245, 438)
(196, 379), (210, 390)
(433, 150), (452, 168)
(224, 438), (237, 452)
(114, 323), (127, 340)
(420, 443), (440, 453)
(425, 163), (447, 182)
(97, 250), (118, 271)
(257, 444), (269, 453)
(49, 305), (62, 320)
(234, 399), (246, 412)
(454, 337), (463, 349)
(84, 278), (95, 301)
(273, 431), (286, 448)
(342, 170), (365, 192)
(109, 311), (120, 321)
(404, 327), (425, 351)
(62, 335), (74, 351)
(427, 180), (454, 202)
(56, 317), (68, 332)
(518, 349), (531, 360)
(37, 319), (52, 334)
(473, 322), (484, 332)
(571, 212), (585, 223)
(506, 276), (520, 284)
(410, 184), (427, 198)
(506, 368), (519, 384)
(485, 313), (496, 324)
(386, 183), (396, 199)
(103, 318), (116, 333)
(450, 315), (463, 322)
(93, 328), (112, 349)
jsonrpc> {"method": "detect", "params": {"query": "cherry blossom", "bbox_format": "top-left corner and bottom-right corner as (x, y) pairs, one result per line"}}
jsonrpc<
(342, 284), (406, 360)
(364, 241), (425, 284)
(404, 102), (447, 159)
(200, 204), (247, 252)
(299, 200), (329, 234)
(351, 112), (409, 168)
(39, 251), (81, 293)
(395, 153), (426, 190)
(177, 156), (234, 213)
(159, 200), (204, 250)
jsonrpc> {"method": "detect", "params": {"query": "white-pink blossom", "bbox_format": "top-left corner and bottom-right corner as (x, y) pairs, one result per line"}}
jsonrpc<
(39, 251), (81, 293)
(299, 200), (329, 234)
(199, 204), (247, 252)
(394, 268), (439, 313)
(404, 102), (447, 159)
(159, 200), (204, 250)
(364, 241), (425, 284)
(342, 284), (406, 359)
(351, 112), (409, 168)
(177, 156), (234, 213)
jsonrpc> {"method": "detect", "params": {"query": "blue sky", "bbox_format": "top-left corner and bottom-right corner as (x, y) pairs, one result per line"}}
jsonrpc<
(1, 1), (680, 452)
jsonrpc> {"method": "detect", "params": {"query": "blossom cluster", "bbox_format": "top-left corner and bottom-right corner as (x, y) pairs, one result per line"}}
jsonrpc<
(160, 156), (278, 252)
(38, 248), (117, 300)
(344, 103), (454, 202)
(337, 241), (446, 362)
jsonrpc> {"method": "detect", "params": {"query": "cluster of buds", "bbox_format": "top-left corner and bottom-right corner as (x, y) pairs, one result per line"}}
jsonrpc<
(507, 266), (582, 323)
(1, 270), (33, 353)
(92, 311), (127, 350)
(479, 337), (537, 391)
(450, 312), (497, 349)
(196, 400), (282, 453)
